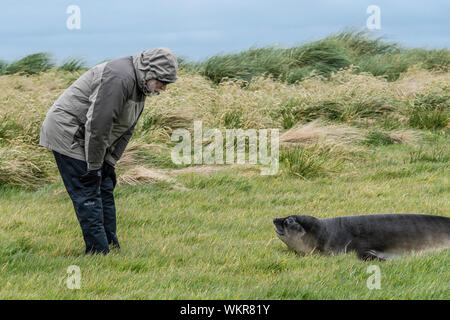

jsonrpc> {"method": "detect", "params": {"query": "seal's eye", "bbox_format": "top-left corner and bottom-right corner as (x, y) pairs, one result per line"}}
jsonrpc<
(285, 217), (296, 225)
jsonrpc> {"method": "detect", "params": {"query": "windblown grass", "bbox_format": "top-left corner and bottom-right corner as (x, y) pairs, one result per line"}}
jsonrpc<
(279, 145), (344, 179)
(408, 147), (450, 163)
(0, 30), (449, 189)
(117, 166), (176, 186)
(0, 64), (448, 187)
(408, 90), (449, 130)
(0, 143), (55, 188)
(4, 52), (54, 75)
(1, 53), (90, 76)
(58, 58), (87, 72)
(279, 120), (365, 147)
(198, 30), (449, 84)
(201, 38), (353, 84)
(365, 129), (421, 146)
(0, 60), (7, 75)
(326, 30), (400, 56)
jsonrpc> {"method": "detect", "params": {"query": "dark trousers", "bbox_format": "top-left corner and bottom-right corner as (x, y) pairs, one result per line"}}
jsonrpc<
(53, 151), (119, 255)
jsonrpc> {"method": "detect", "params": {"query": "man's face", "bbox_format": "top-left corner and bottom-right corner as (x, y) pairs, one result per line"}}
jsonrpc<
(145, 79), (167, 95)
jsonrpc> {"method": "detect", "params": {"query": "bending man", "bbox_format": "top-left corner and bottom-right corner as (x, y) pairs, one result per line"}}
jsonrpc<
(40, 48), (178, 254)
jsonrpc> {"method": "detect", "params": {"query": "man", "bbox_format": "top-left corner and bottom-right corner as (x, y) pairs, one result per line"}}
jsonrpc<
(39, 48), (178, 255)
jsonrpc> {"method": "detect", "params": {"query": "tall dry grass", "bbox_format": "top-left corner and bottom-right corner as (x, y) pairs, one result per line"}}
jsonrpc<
(0, 61), (448, 188)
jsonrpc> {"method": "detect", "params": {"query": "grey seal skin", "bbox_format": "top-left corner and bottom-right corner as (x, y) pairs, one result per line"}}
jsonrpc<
(273, 214), (450, 261)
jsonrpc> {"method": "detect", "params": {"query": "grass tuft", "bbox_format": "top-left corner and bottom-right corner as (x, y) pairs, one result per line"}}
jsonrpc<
(5, 52), (54, 75)
(58, 58), (87, 72)
(365, 130), (397, 146)
(408, 90), (449, 130)
(279, 145), (343, 179)
(408, 147), (450, 163)
(0, 60), (7, 75)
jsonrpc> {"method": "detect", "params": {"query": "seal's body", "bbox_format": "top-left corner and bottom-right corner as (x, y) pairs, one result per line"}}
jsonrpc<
(273, 214), (450, 260)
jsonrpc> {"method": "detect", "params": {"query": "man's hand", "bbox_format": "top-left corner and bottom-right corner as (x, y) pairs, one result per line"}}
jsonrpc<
(102, 162), (117, 187)
(79, 169), (101, 187)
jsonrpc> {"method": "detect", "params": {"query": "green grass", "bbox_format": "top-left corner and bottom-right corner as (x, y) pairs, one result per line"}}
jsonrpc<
(0, 115), (24, 140)
(198, 30), (449, 84)
(408, 147), (449, 163)
(356, 52), (412, 81)
(365, 130), (396, 146)
(201, 38), (353, 84)
(1, 54), (89, 76)
(0, 136), (448, 299)
(326, 29), (400, 56)
(279, 145), (342, 179)
(0, 60), (7, 75)
(4, 52), (54, 75)
(408, 90), (450, 130)
(58, 58), (87, 72)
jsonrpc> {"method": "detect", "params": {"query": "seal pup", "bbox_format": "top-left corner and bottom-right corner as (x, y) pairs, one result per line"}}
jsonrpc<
(273, 214), (450, 260)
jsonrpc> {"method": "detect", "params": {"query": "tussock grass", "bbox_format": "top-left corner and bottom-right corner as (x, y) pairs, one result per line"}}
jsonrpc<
(279, 145), (344, 179)
(0, 115), (24, 140)
(408, 147), (449, 163)
(58, 58), (87, 72)
(117, 140), (178, 170)
(356, 53), (411, 81)
(0, 64), (449, 188)
(201, 38), (352, 84)
(279, 120), (365, 147)
(4, 52), (54, 75)
(0, 31), (449, 190)
(387, 130), (421, 145)
(117, 166), (175, 186)
(199, 30), (449, 84)
(365, 129), (421, 146)
(0, 60), (7, 75)
(326, 30), (400, 56)
(0, 143), (55, 188)
(1, 53), (90, 76)
(408, 90), (449, 130)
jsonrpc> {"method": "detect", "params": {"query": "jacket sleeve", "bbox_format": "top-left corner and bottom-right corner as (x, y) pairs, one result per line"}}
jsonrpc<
(84, 73), (128, 170)
(104, 122), (137, 167)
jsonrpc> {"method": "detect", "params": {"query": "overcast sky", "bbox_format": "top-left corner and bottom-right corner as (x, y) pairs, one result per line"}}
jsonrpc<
(1, 0), (449, 65)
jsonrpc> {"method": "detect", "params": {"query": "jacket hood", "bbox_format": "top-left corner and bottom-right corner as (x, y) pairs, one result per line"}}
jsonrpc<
(132, 48), (178, 95)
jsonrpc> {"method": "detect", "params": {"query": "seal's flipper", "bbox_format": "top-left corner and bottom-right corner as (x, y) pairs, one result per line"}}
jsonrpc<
(356, 250), (387, 261)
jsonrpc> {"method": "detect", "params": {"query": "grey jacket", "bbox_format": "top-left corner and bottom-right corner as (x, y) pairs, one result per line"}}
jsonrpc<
(40, 48), (177, 170)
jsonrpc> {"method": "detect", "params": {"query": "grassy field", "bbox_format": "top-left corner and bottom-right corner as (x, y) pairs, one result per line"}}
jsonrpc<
(0, 143), (449, 299)
(0, 32), (449, 299)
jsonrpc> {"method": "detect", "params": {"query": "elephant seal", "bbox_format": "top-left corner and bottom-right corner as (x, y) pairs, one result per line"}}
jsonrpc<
(273, 214), (450, 260)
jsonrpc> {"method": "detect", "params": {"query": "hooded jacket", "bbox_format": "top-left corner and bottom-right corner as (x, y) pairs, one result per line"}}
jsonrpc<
(39, 48), (178, 170)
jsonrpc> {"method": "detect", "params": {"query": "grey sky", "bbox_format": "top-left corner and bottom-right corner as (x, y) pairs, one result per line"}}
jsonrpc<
(1, 0), (449, 65)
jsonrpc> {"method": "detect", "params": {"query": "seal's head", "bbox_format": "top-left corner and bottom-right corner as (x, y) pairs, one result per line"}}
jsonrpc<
(273, 216), (305, 239)
(273, 215), (321, 255)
